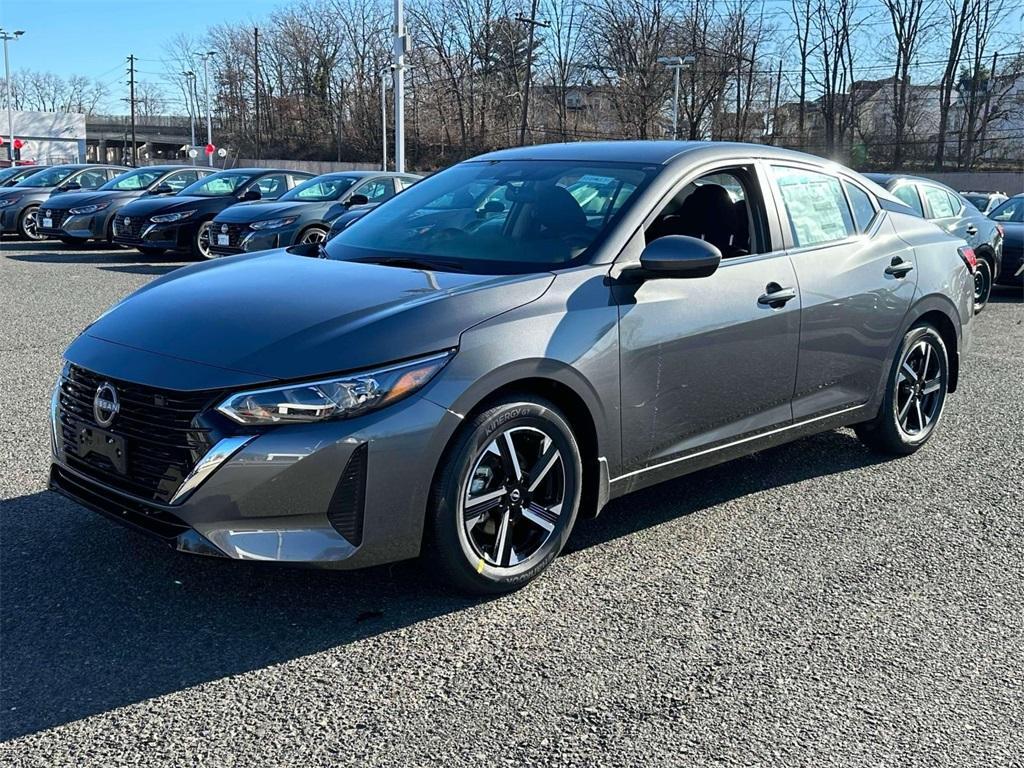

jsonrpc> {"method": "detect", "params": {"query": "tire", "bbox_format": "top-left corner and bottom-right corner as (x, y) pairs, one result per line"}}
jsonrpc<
(298, 226), (329, 245)
(855, 323), (949, 456)
(973, 258), (992, 313)
(17, 205), (46, 241)
(192, 220), (214, 259)
(425, 395), (583, 594)
(137, 246), (166, 257)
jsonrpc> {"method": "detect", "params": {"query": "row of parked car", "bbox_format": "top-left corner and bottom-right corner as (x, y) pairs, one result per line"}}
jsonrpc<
(1, 161), (1021, 309)
(0, 162), (421, 259)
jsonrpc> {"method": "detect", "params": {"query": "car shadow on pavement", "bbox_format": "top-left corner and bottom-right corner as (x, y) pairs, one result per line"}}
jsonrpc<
(989, 285), (1022, 304)
(0, 429), (885, 741)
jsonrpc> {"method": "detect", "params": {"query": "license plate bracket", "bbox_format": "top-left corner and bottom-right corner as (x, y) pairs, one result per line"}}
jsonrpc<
(77, 425), (128, 475)
(42, 217), (53, 229)
(216, 234), (229, 246)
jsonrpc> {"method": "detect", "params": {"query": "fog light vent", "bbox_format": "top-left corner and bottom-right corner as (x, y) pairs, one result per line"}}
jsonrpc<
(327, 443), (367, 546)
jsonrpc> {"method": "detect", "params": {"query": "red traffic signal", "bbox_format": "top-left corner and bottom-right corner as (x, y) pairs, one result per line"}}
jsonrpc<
(205, 143), (215, 155)
(13, 139), (23, 150)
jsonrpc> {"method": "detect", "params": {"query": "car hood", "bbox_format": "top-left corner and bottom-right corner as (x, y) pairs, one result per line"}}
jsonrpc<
(0, 186), (51, 201)
(68, 250), (554, 387)
(214, 200), (316, 223)
(42, 190), (137, 210)
(118, 194), (224, 218)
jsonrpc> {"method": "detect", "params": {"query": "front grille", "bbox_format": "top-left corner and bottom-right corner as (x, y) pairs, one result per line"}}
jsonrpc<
(113, 213), (146, 240)
(213, 223), (248, 249)
(326, 443), (367, 546)
(39, 209), (70, 230)
(58, 364), (218, 503)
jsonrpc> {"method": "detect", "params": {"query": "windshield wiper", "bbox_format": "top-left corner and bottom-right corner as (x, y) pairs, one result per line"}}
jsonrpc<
(358, 256), (466, 272)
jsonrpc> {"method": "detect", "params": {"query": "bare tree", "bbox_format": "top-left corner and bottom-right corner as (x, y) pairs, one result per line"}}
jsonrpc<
(934, 0), (976, 169)
(880, 0), (937, 167)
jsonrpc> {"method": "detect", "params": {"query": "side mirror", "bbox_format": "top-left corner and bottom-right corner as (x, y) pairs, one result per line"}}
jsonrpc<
(59, 181), (81, 192)
(150, 183), (174, 195)
(287, 241), (325, 258)
(240, 188), (262, 201)
(632, 235), (721, 280)
(345, 193), (369, 208)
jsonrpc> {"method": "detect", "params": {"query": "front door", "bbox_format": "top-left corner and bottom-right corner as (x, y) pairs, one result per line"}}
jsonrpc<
(617, 163), (800, 474)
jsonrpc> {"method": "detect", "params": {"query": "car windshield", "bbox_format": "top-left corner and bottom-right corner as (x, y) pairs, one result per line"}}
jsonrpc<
(962, 194), (989, 210)
(180, 172), (254, 197)
(101, 168), (166, 191)
(325, 160), (654, 273)
(15, 166), (75, 187)
(281, 175), (357, 202)
(990, 197), (1024, 223)
(0, 166), (26, 183)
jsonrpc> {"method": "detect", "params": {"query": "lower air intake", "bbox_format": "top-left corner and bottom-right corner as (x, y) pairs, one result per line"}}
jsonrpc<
(326, 443), (367, 546)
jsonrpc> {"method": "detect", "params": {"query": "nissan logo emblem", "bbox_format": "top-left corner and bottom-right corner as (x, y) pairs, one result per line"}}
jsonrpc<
(93, 382), (120, 427)
(45, 210), (51, 216)
(124, 217), (131, 226)
(221, 224), (228, 234)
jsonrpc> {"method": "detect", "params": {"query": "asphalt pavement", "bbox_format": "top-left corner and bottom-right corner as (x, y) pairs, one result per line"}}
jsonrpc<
(1, 240), (1022, 766)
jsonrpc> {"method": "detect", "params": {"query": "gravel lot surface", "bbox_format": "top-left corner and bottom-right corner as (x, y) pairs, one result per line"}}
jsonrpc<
(1, 240), (1022, 767)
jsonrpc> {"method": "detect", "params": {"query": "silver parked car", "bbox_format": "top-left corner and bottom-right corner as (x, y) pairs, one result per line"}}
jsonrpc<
(51, 142), (974, 593)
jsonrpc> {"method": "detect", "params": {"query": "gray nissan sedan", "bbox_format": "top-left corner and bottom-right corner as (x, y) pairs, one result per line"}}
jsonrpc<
(51, 142), (975, 593)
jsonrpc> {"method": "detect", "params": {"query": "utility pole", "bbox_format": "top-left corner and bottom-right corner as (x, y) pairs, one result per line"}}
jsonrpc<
(771, 58), (782, 145)
(1, 29), (25, 164)
(380, 69), (390, 171)
(197, 51), (217, 167)
(254, 27), (261, 162)
(127, 54), (137, 165)
(516, 3), (548, 146)
(392, 0), (407, 172)
(182, 71), (197, 165)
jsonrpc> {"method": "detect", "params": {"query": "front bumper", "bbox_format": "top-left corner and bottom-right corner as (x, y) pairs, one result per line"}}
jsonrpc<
(208, 224), (301, 256)
(36, 210), (108, 240)
(112, 219), (193, 253)
(51, 389), (461, 568)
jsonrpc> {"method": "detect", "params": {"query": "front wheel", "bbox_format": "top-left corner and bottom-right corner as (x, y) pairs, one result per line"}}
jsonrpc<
(425, 396), (583, 594)
(973, 258), (992, 313)
(855, 323), (949, 455)
(17, 205), (46, 241)
(192, 220), (214, 259)
(299, 226), (328, 245)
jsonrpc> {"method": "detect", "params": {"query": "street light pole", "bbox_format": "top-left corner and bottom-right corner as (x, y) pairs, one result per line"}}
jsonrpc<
(197, 51), (217, 167)
(380, 69), (390, 172)
(393, 0), (406, 173)
(0, 29), (24, 164)
(182, 71), (197, 165)
(657, 55), (694, 140)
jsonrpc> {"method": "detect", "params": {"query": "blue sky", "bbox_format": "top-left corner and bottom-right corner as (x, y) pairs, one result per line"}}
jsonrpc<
(0, 0), (275, 84)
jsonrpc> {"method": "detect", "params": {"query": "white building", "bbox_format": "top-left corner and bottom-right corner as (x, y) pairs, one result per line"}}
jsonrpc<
(3, 110), (86, 164)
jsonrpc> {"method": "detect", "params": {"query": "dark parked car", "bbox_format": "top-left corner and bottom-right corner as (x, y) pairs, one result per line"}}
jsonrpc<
(866, 174), (1003, 311)
(112, 168), (314, 258)
(988, 195), (1024, 285)
(51, 141), (974, 593)
(961, 190), (1008, 215)
(0, 164), (48, 187)
(0, 164), (127, 240)
(36, 165), (214, 245)
(209, 171), (420, 256)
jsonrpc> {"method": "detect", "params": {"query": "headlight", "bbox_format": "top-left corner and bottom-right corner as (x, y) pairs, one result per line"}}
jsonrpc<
(0, 196), (22, 208)
(216, 350), (454, 425)
(150, 210), (195, 223)
(69, 202), (111, 215)
(249, 216), (298, 230)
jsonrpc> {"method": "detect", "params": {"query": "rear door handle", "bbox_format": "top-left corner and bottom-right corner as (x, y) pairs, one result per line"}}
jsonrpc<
(885, 258), (915, 277)
(757, 283), (798, 307)
(965, 225), (978, 236)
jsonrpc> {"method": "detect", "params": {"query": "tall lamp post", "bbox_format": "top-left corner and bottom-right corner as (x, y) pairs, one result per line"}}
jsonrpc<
(0, 28), (25, 163)
(392, 0), (407, 172)
(380, 67), (393, 172)
(181, 71), (198, 165)
(196, 51), (217, 166)
(656, 55), (694, 140)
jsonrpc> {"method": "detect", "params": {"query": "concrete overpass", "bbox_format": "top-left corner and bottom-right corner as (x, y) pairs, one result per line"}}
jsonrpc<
(85, 115), (213, 163)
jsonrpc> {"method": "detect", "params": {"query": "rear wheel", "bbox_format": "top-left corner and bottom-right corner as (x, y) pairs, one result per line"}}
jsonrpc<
(425, 396), (582, 594)
(973, 258), (992, 312)
(855, 323), (949, 455)
(17, 205), (45, 241)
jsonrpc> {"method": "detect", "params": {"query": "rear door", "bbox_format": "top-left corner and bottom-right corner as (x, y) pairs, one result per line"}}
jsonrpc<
(770, 164), (916, 419)
(920, 183), (980, 249)
(617, 160), (800, 473)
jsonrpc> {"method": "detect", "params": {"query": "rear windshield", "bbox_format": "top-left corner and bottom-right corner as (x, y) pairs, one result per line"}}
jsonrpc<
(325, 159), (654, 273)
(990, 197), (1024, 223)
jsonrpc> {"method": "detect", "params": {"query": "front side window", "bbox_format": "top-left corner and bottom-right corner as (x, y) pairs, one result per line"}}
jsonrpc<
(102, 168), (166, 191)
(180, 172), (255, 197)
(844, 181), (877, 232)
(164, 170), (201, 191)
(893, 184), (924, 216)
(990, 197), (1024, 223)
(354, 178), (395, 203)
(253, 174), (288, 199)
(326, 159), (654, 273)
(773, 166), (855, 247)
(282, 176), (357, 202)
(922, 186), (955, 219)
(74, 169), (111, 189)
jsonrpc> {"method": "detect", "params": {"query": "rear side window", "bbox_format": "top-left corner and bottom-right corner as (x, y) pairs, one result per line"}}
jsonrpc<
(922, 186), (955, 219)
(893, 184), (924, 216)
(772, 166), (855, 247)
(844, 182), (877, 232)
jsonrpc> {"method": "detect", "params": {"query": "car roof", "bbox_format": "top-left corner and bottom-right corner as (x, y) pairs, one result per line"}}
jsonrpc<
(864, 172), (957, 191)
(220, 167), (314, 175)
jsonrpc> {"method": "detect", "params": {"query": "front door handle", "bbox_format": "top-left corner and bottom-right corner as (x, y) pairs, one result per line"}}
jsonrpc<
(885, 257), (915, 277)
(758, 283), (798, 308)
(965, 224), (978, 236)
